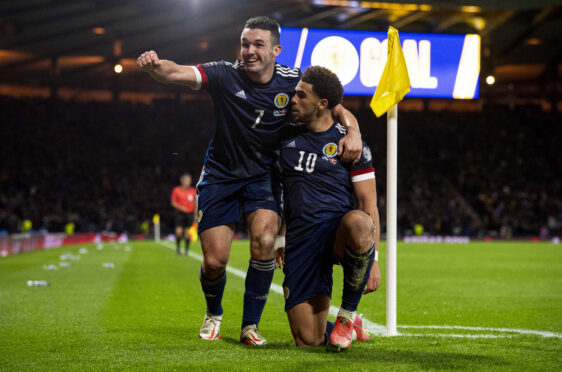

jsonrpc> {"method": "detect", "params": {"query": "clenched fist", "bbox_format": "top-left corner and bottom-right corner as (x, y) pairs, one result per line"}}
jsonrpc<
(137, 50), (161, 71)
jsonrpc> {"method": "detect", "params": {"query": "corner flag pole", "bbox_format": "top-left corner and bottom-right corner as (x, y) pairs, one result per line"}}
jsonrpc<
(369, 26), (410, 337)
(386, 104), (398, 336)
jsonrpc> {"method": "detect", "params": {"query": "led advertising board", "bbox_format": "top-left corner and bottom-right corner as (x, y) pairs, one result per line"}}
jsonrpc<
(278, 27), (481, 99)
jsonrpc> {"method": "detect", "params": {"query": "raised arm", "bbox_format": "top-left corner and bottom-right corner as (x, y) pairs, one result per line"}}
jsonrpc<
(352, 177), (381, 293)
(137, 50), (201, 90)
(332, 104), (362, 164)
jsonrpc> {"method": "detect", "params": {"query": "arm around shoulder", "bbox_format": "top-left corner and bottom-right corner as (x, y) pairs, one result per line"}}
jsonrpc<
(333, 104), (362, 163)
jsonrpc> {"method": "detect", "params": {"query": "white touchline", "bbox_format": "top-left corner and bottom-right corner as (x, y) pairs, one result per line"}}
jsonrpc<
(157, 241), (562, 339)
(399, 325), (562, 339)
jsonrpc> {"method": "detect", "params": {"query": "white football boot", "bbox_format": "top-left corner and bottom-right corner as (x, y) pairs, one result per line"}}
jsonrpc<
(240, 324), (268, 346)
(198, 313), (222, 340)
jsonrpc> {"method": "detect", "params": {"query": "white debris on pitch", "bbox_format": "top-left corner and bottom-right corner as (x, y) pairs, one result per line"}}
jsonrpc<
(60, 253), (80, 261)
(27, 280), (50, 287)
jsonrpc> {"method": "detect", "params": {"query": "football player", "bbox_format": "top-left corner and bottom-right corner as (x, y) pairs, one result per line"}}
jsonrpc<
(275, 66), (381, 350)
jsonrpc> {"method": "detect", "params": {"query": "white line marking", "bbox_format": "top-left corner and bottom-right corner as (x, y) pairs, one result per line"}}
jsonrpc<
(399, 325), (562, 339)
(157, 242), (387, 334)
(156, 241), (561, 339)
(404, 333), (515, 339)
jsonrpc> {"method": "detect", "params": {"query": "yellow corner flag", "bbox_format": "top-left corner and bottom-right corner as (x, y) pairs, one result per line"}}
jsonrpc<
(370, 26), (411, 118)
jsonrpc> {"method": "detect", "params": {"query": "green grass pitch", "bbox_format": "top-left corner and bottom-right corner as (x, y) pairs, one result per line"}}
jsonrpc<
(1, 239), (561, 371)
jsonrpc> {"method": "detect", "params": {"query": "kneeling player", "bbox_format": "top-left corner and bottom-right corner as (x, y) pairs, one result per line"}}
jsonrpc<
(275, 66), (381, 350)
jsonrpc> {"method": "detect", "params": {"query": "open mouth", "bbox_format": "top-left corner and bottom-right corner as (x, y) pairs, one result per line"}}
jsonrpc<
(245, 58), (259, 64)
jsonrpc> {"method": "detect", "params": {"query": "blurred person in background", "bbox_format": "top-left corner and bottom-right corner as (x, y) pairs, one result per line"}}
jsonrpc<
(171, 173), (197, 255)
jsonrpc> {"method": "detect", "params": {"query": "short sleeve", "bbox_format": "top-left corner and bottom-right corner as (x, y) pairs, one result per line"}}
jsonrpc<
(195, 61), (229, 92)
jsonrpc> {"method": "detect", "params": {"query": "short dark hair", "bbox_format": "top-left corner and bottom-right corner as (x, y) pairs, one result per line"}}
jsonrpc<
(244, 16), (281, 46)
(301, 66), (343, 109)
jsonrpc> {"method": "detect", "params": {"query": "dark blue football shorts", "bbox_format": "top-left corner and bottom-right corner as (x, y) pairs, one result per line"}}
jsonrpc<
(196, 174), (278, 233)
(282, 214), (345, 311)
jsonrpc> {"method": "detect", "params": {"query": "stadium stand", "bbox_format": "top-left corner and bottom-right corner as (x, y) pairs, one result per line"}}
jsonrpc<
(1, 96), (560, 239)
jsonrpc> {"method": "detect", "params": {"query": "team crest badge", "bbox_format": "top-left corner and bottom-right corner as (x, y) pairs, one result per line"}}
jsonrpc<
(274, 93), (289, 108)
(283, 286), (290, 300)
(322, 143), (338, 158)
(198, 210), (203, 223)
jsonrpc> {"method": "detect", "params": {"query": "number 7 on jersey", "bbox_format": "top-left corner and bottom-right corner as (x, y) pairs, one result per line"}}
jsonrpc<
(253, 109), (265, 128)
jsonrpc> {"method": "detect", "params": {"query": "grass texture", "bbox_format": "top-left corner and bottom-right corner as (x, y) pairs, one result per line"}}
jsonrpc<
(1, 239), (561, 371)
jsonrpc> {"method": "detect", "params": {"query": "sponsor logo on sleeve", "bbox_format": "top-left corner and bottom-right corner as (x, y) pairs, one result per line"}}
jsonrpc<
(362, 146), (372, 161)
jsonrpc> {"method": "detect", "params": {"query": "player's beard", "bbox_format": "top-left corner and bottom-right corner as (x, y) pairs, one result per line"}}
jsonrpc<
(292, 109), (314, 124)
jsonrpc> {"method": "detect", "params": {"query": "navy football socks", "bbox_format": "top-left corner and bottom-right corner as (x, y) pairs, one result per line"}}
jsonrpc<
(242, 258), (275, 329)
(199, 267), (226, 316)
(341, 244), (375, 311)
(324, 321), (336, 344)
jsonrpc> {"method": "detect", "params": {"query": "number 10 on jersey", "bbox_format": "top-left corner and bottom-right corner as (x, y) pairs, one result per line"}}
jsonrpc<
(294, 151), (317, 173)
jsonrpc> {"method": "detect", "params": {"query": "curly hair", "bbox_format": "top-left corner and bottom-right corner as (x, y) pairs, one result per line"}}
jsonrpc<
(244, 16), (281, 46)
(301, 66), (343, 109)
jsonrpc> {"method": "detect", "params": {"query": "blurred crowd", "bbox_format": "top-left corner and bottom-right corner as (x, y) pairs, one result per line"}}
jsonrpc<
(0, 96), (212, 236)
(1, 96), (560, 239)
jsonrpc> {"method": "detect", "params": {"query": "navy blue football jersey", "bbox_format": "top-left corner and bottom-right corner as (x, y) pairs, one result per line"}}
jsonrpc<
(196, 60), (301, 182)
(279, 122), (375, 230)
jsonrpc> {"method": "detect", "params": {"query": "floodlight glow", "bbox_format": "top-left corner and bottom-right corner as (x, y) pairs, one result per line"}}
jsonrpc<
(486, 75), (495, 85)
(114, 64), (123, 74)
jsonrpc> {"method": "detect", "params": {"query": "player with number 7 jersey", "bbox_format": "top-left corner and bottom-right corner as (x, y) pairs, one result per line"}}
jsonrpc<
(195, 60), (300, 185)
